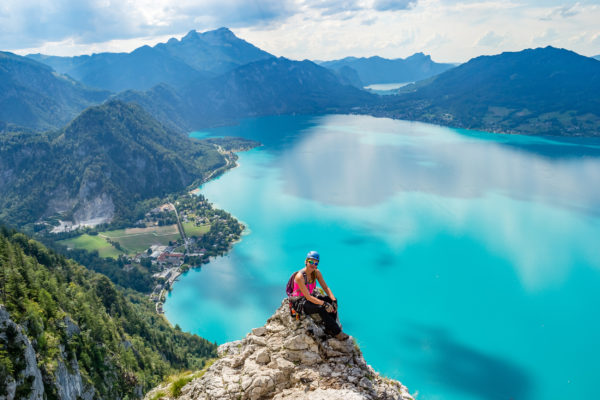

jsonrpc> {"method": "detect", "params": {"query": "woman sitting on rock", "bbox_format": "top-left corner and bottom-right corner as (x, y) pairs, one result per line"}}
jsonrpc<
(290, 251), (349, 340)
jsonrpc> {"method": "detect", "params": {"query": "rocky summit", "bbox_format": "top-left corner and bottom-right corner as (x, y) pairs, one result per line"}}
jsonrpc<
(146, 299), (414, 400)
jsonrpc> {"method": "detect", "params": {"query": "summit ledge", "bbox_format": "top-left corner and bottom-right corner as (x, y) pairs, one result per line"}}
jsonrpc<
(146, 299), (414, 400)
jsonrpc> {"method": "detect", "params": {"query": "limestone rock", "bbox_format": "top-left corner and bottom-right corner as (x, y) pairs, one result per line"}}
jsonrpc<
(0, 306), (98, 400)
(54, 345), (95, 400)
(255, 349), (271, 365)
(151, 299), (414, 400)
(0, 306), (44, 400)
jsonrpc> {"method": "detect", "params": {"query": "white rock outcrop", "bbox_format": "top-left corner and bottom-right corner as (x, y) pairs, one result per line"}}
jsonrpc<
(148, 299), (414, 400)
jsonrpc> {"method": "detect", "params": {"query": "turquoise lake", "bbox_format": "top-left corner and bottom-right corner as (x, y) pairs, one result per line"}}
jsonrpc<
(164, 114), (600, 400)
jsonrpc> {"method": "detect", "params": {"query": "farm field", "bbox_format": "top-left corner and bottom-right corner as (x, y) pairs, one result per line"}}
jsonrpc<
(182, 222), (210, 237)
(101, 225), (182, 254)
(59, 225), (183, 256)
(59, 234), (125, 259)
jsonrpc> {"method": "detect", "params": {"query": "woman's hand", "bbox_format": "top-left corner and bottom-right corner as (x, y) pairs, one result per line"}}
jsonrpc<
(323, 303), (335, 313)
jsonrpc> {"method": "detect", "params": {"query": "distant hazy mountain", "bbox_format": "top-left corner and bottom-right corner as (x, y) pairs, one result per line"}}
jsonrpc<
(28, 47), (207, 93)
(119, 57), (377, 130)
(28, 27), (274, 92)
(0, 101), (227, 226)
(333, 65), (364, 88)
(594, 55), (600, 61)
(153, 27), (274, 74)
(371, 46), (600, 136)
(0, 51), (109, 132)
(319, 53), (456, 86)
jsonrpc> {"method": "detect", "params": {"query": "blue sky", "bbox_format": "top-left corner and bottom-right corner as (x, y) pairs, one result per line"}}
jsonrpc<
(1, 0), (599, 62)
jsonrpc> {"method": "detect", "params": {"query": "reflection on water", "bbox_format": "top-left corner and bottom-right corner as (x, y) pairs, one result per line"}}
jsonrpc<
(278, 115), (600, 214)
(172, 114), (600, 400)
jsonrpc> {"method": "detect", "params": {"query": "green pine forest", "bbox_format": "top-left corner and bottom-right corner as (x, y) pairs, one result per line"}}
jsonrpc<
(0, 226), (216, 398)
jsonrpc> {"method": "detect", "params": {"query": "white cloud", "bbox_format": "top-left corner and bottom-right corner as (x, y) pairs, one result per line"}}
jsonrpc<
(533, 28), (559, 46)
(361, 17), (378, 25)
(372, 0), (418, 11)
(302, 0), (364, 16)
(2, 0), (600, 62)
(0, 0), (297, 49)
(476, 31), (505, 48)
(540, 2), (582, 20)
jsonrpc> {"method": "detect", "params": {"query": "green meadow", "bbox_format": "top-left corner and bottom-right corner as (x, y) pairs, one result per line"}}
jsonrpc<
(59, 225), (185, 257)
(59, 234), (125, 259)
(182, 222), (210, 237)
(101, 225), (182, 254)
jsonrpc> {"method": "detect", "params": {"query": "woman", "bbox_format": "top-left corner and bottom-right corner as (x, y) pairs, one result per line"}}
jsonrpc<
(291, 251), (349, 340)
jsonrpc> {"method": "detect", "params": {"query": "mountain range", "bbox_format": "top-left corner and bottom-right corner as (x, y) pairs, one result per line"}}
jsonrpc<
(27, 27), (273, 92)
(117, 57), (377, 131)
(319, 53), (456, 86)
(2, 26), (600, 400)
(370, 46), (600, 136)
(0, 51), (109, 132)
(9, 29), (599, 137)
(8, 28), (373, 133)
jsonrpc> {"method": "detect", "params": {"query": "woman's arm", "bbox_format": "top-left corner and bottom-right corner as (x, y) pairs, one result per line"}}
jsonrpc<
(295, 272), (325, 305)
(316, 270), (336, 302)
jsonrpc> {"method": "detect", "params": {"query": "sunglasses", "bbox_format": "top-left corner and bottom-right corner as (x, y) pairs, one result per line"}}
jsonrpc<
(307, 259), (319, 266)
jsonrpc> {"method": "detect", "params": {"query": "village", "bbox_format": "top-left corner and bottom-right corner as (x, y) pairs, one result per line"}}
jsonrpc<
(138, 194), (244, 314)
(48, 191), (245, 314)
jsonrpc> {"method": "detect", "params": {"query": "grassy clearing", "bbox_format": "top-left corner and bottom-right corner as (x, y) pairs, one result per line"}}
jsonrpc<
(60, 225), (182, 256)
(182, 222), (210, 238)
(170, 360), (215, 396)
(58, 234), (124, 259)
(150, 359), (216, 399)
(101, 225), (181, 254)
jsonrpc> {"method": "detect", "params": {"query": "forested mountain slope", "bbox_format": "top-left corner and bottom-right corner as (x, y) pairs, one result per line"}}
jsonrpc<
(0, 52), (109, 132)
(0, 227), (216, 399)
(370, 47), (600, 136)
(118, 57), (378, 130)
(0, 101), (226, 227)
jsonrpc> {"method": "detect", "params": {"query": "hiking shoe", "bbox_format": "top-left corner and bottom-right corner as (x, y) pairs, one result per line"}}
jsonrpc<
(335, 332), (349, 340)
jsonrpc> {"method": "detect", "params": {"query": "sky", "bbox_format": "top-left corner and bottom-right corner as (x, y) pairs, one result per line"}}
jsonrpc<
(1, 0), (599, 63)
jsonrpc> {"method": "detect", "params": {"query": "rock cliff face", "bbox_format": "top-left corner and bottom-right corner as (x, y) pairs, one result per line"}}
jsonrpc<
(146, 300), (414, 400)
(0, 306), (44, 400)
(0, 306), (96, 400)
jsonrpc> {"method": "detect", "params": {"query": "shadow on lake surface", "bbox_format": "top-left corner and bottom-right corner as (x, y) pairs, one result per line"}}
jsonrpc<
(403, 324), (533, 400)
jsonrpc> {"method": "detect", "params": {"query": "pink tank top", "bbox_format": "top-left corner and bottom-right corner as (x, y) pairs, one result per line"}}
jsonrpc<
(291, 272), (316, 297)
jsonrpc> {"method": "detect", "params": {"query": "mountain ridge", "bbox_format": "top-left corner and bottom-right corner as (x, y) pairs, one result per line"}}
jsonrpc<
(0, 51), (110, 132)
(368, 46), (600, 136)
(0, 101), (227, 227)
(319, 53), (455, 85)
(117, 57), (378, 131)
(27, 28), (274, 92)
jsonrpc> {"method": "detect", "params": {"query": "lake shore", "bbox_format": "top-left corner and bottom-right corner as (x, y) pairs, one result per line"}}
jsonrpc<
(156, 142), (259, 315)
(163, 114), (600, 400)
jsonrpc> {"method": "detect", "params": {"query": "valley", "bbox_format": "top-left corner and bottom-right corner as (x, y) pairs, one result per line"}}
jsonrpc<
(2, 21), (600, 400)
